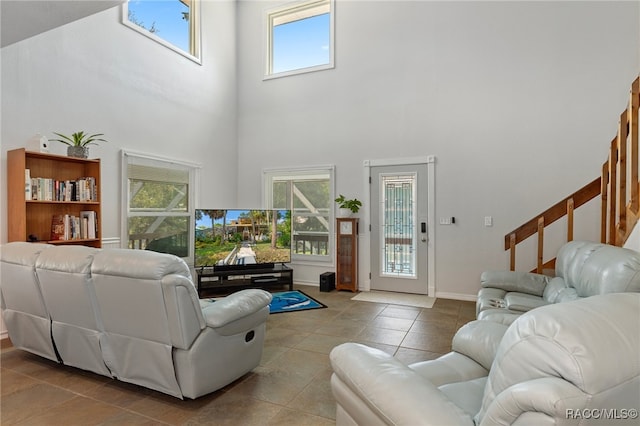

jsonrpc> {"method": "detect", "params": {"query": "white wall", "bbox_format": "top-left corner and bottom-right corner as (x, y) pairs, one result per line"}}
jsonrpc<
(0, 1), (638, 309)
(236, 1), (640, 297)
(1, 0), (239, 245)
(0, 0), (238, 338)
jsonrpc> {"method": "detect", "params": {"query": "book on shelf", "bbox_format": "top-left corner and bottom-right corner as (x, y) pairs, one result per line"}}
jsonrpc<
(50, 211), (98, 241)
(50, 214), (66, 241)
(80, 210), (97, 239)
(25, 169), (31, 200)
(29, 176), (97, 202)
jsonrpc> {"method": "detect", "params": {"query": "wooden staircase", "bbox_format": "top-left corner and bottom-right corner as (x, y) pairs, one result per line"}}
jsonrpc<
(506, 77), (640, 272)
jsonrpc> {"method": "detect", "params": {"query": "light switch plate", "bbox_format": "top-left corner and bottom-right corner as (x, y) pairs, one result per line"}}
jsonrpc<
(440, 217), (452, 225)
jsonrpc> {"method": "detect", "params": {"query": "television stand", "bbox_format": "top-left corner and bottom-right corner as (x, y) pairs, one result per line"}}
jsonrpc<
(195, 263), (293, 298)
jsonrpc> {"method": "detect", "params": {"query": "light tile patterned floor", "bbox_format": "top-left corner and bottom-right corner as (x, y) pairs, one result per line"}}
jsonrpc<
(0, 285), (476, 425)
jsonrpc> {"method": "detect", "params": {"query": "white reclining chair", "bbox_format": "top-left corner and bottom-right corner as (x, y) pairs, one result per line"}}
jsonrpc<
(330, 293), (640, 425)
(477, 240), (640, 324)
(90, 248), (272, 399)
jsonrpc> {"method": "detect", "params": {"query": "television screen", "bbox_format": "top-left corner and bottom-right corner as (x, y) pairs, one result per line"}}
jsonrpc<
(194, 209), (291, 269)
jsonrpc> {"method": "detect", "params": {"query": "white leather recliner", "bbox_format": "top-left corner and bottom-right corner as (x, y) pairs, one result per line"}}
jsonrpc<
(0, 242), (273, 399)
(477, 240), (640, 324)
(330, 293), (640, 425)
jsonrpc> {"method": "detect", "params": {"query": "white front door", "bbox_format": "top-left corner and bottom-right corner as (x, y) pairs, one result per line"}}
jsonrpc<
(370, 163), (429, 294)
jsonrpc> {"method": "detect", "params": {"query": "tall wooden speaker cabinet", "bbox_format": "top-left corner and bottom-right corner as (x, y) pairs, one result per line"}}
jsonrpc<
(336, 218), (358, 292)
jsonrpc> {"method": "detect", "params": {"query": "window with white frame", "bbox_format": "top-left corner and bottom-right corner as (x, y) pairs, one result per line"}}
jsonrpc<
(122, 151), (199, 262)
(123, 0), (201, 63)
(264, 167), (334, 261)
(265, 0), (334, 78)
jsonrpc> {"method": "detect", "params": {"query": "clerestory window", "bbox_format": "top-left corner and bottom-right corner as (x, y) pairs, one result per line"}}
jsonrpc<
(264, 0), (335, 79)
(263, 167), (335, 262)
(123, 0), (201, 63)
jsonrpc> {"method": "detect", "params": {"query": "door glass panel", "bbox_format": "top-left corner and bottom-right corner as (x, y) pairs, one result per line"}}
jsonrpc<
(380, 174), (416, 278)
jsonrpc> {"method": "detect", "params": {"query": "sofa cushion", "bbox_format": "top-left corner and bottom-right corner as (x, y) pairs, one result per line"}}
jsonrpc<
(409, 352), (488, 388)
(439, 377), (486, 419)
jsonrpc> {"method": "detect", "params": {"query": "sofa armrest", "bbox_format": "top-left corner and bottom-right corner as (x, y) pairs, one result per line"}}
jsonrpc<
(504, 293), (549, 312)
(330, 343), (474, 426)
(480, 270), (550, 296)
(202, 289), (272, 328)
(452, 320), (508, 370)
(477, 377), (587, 425)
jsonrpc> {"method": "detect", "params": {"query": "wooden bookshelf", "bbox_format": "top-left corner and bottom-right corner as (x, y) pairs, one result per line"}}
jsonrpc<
(7, 148), (102, 247)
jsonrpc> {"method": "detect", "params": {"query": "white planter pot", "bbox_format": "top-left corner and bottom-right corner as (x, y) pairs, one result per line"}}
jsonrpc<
(338, 208), (352, 217)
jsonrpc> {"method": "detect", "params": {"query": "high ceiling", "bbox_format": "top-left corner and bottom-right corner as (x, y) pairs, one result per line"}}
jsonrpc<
(1, 0), (124, 48)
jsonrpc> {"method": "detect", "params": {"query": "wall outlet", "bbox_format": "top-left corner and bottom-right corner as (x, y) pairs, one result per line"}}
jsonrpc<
(484, 216), (493, 227)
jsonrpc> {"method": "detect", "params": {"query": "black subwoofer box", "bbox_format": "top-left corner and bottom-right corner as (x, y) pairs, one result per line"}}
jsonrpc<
(319, 272), (335, 292)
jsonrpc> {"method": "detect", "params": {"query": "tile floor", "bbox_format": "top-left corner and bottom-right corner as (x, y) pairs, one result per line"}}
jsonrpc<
(0, 285), (476, 425)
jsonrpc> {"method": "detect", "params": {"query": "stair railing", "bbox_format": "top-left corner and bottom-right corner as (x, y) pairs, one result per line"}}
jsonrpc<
(505, 77), (640, 272)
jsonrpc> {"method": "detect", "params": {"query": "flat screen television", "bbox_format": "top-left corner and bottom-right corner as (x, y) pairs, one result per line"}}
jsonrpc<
(194, 209), (291, 271)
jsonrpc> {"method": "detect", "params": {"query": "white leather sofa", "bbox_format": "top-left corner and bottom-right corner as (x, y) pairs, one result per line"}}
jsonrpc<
(0, 242), (272, 399)
(477, 240), (640, 324)
(330, 292), (640, 425)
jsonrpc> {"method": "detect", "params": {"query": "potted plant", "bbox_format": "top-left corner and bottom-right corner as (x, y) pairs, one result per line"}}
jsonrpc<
(49, 131), (107, 158)
(335, 194), (362, 217)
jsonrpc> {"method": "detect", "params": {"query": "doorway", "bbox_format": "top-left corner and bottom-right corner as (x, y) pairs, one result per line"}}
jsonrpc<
(367, 157), (435, 295)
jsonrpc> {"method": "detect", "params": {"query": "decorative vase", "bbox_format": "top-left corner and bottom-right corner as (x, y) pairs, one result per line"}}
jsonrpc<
(67, 146), (89, 158)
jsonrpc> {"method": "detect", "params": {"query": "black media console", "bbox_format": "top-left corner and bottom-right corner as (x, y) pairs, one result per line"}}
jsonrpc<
(195, 263), (293, 297)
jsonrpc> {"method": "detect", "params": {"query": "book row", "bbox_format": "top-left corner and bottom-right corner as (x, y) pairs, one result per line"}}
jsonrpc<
(26, 170), (98, 202)
(51, 211), (98, 241)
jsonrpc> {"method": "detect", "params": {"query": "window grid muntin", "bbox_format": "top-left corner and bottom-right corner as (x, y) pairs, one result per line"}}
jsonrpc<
(123, 151), (198, 261)
(264, 167), (334, 261)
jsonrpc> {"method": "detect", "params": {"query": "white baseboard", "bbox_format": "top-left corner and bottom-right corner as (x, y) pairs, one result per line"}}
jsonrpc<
(434, 291), (477, 302)
(101, 237), (121, 249)
(293, 280), (319, 287)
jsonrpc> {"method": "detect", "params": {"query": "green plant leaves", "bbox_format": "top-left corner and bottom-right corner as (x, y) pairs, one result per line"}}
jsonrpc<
(49, 131), (107, 147)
